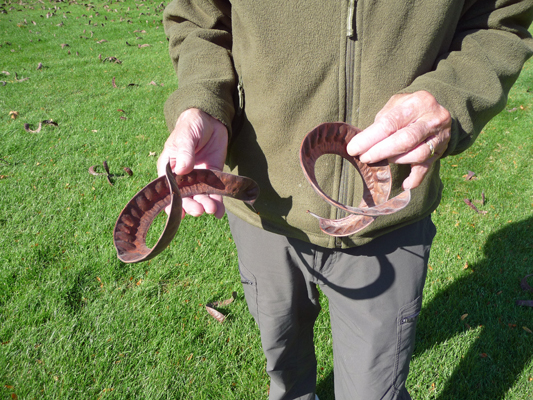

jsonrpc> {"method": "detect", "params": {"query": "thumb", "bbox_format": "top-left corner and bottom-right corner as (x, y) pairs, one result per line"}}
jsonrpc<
(170, 132), (196, 175)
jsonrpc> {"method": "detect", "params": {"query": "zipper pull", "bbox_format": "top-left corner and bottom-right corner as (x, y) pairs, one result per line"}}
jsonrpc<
(347, 0), (356, 38)
(236, 78), (244, 116)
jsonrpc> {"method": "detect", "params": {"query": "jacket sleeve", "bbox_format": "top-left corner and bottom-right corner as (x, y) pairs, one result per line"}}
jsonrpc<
(402, 0), (533, 157)
(163, 0), (235, 132)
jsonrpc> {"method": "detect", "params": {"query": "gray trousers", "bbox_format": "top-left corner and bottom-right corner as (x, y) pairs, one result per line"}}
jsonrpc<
(227, 213), (436, 400)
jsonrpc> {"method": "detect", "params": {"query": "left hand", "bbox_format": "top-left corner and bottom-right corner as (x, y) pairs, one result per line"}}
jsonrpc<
(346, 91), (451, 189)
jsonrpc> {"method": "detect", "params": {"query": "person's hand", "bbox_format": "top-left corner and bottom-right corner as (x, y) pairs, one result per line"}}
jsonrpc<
(346, 91), (451, 189)
(157, 108), (228, 218)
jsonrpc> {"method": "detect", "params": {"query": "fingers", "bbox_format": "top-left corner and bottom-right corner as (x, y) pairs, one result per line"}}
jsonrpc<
(346, 91), (451, 189)
(402, 163), (430, 190)
(157, 108), (229, 218)
(182, 194), (225, 219)
(348, 92), (451, 162)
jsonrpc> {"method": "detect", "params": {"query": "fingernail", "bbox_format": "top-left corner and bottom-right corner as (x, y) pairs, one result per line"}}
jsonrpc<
(359, 154), (371, 163)
(348, 143), (361, 156)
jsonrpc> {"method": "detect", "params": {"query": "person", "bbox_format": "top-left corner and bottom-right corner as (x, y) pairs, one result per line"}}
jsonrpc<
(157, 2), (533, 399)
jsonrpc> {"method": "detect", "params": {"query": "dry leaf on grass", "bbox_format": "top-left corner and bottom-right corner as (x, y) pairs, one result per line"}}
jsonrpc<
(9, 111), (19, 119)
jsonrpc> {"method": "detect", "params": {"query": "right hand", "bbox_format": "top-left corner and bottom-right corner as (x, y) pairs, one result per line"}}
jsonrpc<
(157, 108), (228, 219)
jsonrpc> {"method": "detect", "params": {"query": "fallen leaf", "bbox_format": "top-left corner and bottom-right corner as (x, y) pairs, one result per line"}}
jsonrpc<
(523, 326), (533, 334)
(96, 39), (108, 44)
(480, 353), (488, 358)
(463, 262), (469, 269)
(138, 43), (150, 48)
(60, 43), (69, 48)
(9, 111), (19, 119)
(460, 313), (468, 320)
(11, 393), (17, 400)
(1, 71), (11, 76)
(112, 76), (117, 88)
(37, 62), (43, 70)
(507, 107), (517, 112)
(509, 323), (517, 328)
(149, 151), (156, 157)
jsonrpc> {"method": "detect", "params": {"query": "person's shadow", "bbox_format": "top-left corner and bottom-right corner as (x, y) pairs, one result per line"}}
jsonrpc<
(412, 216), (533, 399)
(316, 217), (533, 399)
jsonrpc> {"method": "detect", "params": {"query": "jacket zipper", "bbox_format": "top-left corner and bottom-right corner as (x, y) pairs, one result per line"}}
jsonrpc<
(336, 0), (357, 247)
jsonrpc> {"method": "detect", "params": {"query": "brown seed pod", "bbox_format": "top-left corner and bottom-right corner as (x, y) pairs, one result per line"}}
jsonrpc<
(113, 163), (259, 263)
(299, 122), (411, 237)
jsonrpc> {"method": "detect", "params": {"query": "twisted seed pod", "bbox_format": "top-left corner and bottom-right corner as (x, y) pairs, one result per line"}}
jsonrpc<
(113, 162), (259, 263)
(299, 122), (411, 237)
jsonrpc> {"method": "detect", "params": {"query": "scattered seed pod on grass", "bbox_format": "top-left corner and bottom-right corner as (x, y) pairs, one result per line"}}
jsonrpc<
(24, 122), (42, 133)
(205, 292), (237, 323)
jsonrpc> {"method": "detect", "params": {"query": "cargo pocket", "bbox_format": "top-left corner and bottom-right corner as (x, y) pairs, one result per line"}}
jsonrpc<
(393, 295), (422, 391)
(238, 259), (260, 327)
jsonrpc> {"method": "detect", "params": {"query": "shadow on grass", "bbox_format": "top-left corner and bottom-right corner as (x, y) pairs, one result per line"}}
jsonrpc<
(414, 217), (533, 399)
(316, 217), (533, 400)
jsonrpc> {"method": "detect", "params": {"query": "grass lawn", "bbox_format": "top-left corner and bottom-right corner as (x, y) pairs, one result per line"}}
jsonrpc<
(1, 1), (532, 399)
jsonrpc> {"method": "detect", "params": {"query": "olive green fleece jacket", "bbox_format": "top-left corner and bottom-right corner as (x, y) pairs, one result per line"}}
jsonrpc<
(163, 0), (533, 248)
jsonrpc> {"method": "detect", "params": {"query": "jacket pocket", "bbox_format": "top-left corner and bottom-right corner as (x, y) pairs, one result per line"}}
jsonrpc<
(393, 295), (422, 391)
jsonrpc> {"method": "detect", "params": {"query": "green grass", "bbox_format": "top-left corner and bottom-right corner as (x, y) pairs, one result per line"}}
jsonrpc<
(1, 1), (533, 399)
